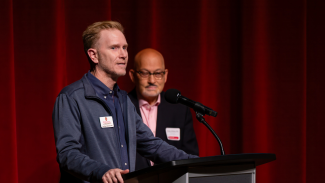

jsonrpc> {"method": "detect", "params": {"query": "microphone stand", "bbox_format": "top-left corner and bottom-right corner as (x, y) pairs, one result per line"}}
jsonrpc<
(195, 112), (225, 155)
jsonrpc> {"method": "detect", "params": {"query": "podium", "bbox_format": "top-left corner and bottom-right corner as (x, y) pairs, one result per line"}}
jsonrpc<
(123, 153), (276, 183)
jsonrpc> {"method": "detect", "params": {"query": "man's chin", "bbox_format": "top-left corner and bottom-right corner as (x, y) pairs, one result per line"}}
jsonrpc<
(118, 73), (126, 77)
(117, 70), (126, 76)
(142, 91), (160, 98)
(114, 71), (126, 78)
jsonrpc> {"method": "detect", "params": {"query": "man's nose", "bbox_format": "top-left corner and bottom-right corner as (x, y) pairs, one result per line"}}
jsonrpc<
(119, 48), (127, 59)
(148, 74), (156, 83)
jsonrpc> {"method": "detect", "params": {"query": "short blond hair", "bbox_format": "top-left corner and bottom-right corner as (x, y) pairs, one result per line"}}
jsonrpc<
(82, 21), (124, 70)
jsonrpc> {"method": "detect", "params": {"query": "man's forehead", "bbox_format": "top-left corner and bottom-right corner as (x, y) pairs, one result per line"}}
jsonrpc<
(98, 29), (127, 43)
(137, 55), (165, 69)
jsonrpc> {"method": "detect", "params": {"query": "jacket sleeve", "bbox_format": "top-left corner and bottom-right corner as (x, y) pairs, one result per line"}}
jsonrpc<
(181, 107), (199, 156)
(52, 93), (110, 182)
(134, 106), (199, 164)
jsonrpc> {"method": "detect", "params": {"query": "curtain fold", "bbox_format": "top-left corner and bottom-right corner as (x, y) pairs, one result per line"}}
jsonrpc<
(0, 0), (18, 182)
(306, 0), (325, 182)
(1, 0), (321, 182)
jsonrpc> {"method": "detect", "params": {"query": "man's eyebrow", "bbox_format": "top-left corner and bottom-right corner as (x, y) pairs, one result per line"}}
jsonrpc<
(139, 69), (164, 72)
(109, 43), (128, 47)
(139, 69), (149, 72)
(154, 69), (165, 72)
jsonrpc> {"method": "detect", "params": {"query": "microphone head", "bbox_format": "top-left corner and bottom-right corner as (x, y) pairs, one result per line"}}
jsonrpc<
(165, 89), (181, 104)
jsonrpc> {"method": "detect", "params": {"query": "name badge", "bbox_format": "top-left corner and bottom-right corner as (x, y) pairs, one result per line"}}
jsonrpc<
(99, 116), (114, 128)
(166, 128), (180, 141)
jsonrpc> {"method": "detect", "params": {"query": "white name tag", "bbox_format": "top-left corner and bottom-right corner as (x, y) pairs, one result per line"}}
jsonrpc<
(166, 128), (180, 141)
(99, 116), (114, 128)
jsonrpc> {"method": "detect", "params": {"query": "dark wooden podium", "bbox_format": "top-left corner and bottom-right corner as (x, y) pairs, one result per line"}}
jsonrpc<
(123, 153), (276, 183)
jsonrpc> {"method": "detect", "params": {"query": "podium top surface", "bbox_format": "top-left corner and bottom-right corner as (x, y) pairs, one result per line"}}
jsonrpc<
(123, 153), (276, 180)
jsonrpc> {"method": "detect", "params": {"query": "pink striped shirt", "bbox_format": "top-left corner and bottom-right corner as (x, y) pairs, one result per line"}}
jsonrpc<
(139, 95), (161, 166)
(139, 94), (161, 137)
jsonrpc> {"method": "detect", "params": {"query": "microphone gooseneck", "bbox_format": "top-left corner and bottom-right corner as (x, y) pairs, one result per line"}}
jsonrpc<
(165, 88), (225, 155)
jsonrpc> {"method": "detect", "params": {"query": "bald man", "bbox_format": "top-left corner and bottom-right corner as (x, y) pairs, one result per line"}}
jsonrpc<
(128, 48), (199, 171)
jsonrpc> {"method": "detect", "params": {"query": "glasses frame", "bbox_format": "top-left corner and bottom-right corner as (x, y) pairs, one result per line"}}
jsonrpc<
(135, 70), (166, 79)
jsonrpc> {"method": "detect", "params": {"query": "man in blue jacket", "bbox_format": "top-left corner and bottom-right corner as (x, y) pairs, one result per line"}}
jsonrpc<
(52, 21), (197, 183)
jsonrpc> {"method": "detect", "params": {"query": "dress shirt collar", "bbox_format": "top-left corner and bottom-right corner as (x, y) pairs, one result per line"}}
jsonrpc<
(139, 94), (161, 108)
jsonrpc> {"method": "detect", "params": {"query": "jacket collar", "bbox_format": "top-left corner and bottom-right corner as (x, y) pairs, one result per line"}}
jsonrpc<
(81, 73), (98, 98)
(128, 89), (141, 115)
(82, 73), (127, 101)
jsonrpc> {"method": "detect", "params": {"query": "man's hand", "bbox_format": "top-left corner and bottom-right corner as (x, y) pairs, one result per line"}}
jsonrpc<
(102, 168), (129, 183)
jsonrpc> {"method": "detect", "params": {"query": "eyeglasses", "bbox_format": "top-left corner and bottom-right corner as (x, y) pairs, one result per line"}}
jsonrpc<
(135, 70), (166, 79)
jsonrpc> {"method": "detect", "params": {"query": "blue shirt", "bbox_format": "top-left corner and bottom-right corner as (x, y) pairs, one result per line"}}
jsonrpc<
(87, 71), (129, 170)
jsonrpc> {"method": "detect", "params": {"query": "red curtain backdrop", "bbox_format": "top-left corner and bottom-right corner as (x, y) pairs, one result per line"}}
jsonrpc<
(1, 0), (323, 182)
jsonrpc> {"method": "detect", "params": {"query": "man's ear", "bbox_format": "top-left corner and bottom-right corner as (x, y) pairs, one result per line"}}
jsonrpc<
(164, 69), (168, 83)
(87, 48), (99, 64)
(129, 69), (135, 83)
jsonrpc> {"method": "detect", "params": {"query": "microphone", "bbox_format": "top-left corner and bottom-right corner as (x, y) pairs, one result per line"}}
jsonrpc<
(165, 89), (218, 117)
